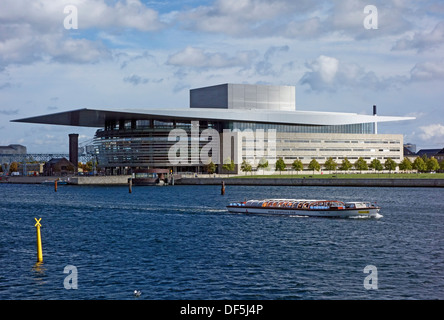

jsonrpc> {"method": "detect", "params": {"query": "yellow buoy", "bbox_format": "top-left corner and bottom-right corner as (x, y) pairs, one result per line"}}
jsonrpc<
(34, 218), (43, 262)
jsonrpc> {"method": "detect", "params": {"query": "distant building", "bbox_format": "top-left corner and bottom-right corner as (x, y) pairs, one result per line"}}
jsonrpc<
(436, 149), (444, 163)
(416, 149), (442, 159)
(403, 146), (417, 162)
(17, 163), (44, 176)
(0, 144), (27, 168)
(403, 147), (444, 164)
(404, 143), (416, 154)
(43, 158), (75, 176)
(0, 144), (27, 154)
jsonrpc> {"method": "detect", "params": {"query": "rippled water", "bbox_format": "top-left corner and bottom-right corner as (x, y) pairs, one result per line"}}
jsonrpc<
(0, 184), (443, 300)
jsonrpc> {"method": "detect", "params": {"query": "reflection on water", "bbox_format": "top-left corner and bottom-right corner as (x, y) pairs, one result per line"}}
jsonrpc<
(32, 262), (46, 285)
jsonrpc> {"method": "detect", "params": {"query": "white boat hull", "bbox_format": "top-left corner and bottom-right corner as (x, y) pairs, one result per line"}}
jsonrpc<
(226, 206), (380, 218)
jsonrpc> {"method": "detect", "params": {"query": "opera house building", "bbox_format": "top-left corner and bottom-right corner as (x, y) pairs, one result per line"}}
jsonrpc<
(13, 84), (414, 174)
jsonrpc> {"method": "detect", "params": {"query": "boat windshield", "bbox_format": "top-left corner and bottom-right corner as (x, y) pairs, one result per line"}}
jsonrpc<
(344, 202), (372, 209)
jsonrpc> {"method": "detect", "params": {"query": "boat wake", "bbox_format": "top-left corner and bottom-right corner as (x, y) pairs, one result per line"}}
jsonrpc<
(348, 213), (383, 219)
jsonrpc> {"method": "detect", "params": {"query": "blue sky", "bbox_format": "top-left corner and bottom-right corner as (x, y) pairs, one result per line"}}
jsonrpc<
(1, 0), (443, 153)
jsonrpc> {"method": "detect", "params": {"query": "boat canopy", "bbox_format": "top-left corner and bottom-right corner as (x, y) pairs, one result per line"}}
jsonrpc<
(344, 202), (373, 209)
(231, 199), (346, 209)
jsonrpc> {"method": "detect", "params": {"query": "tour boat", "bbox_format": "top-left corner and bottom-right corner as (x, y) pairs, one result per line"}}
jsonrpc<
(227, 199), (381, 218)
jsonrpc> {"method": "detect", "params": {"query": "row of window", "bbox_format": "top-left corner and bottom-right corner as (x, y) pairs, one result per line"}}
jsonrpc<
(244, 156), (402, 161)
(103, 119), (376, 134)
(103, 120), (217, 131)
(230, 122), (375, 134)
(243, 147), (401, 152)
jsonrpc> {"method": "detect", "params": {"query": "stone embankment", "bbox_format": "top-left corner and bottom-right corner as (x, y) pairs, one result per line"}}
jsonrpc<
(2, 176), (443, 187)
(0, 176), (132, 185)
(176, 178), (444, 188)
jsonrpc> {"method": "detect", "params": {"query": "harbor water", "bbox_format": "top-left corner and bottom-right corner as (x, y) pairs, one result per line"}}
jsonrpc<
(0, 184), (443, 300)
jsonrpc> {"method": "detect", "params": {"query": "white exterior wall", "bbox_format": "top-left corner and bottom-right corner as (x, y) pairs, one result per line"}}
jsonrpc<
(236, 132), (403, 171)
(227, 84), (295, 111)
(191, 83), (296, 111)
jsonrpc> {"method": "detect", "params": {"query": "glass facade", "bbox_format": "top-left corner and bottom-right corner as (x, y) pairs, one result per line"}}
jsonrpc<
(94, 118), (381, 171)
(95, 119), (220, 170)
(228, 121), (375, 134)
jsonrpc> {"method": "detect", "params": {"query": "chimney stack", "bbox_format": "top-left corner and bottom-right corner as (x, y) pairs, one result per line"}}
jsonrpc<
(69, 133), (79, 173)
(372, 106), (378, 134)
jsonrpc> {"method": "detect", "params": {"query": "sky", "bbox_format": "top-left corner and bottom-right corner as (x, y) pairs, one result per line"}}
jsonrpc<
(0, 0), (443, 153)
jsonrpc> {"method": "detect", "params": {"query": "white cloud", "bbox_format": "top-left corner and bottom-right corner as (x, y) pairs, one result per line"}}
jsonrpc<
(0, 31), (111, 67)
(0, 0), (163, 32)
(419, 124), (444, 142)
(254, 45), (292, 76)
(47, 38), (111, 64)
(326, 0), (412, 39)
(393, 21), (444, 52)
(75, 0), (163, 31)
(0, 0), (162, 68)
(123, 74), (150, 86)
(410, 61), (444, 82)
(299, 55), (344, 91)
(166, 46), (257, 69)
(284, 17), (324, 38)
(0, 109), (19, 116)
(177, 0), (420, 41)
(178, 0), (323, 37)
(298, 53), (429, 92)
(316, 55), (339, 83)
(123, 74), (163, 86)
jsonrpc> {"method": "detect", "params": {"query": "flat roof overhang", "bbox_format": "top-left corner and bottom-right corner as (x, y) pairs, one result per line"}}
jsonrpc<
(11, 107), (415, 128)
